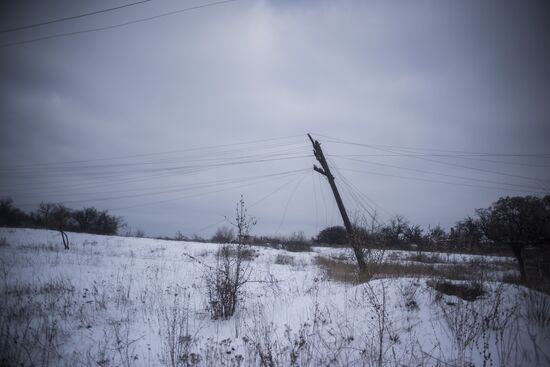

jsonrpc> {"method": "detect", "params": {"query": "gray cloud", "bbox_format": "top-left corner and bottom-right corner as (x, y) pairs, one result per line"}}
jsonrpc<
(1, 0), (549, 237)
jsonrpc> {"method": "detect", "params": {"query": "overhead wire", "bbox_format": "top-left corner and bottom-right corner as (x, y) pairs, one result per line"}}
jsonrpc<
(327, 157), (390, 227)
(316, 135), (550, 193)
(274, 171), (309, 235)
(314, 133), (550, 158)
(311, 172), (319, 234)
(1, 143), (310, 194)
(339, 167), (545, 194)
(0, 0), (239, 48)
(0, 0), (153, 33)
(109, 168), (310, 211)
(1, 154), (311, 200)
(189, 170), (309, 235)
(18, 168), (310, 207)
(330, 156), (544, 192)
(0, 134), (305, 170)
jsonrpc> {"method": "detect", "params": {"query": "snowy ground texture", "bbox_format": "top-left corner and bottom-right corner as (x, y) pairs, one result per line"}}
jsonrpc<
(1, 227), (549, 367)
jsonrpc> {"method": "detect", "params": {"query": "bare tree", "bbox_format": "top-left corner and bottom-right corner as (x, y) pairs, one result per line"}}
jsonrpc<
(477, 195), (550, 281)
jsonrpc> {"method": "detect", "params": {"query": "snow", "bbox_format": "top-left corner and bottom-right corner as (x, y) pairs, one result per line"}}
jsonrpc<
(0, 227), (548, 366)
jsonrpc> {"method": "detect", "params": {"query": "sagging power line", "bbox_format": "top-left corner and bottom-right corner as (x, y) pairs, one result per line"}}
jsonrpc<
(0, 0), (153, 34)
(0, 0), (238, 48)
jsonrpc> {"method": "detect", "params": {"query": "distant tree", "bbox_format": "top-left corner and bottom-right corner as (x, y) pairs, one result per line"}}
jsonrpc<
(174, 231), (188, 241)
(404, 224), (423, 245)
(32, 203), (73, 249)
(425, 225), (446, 246)
(72, 207), (100, 233)
(86, 209), (123, 235)
(317, 226), (348, 245)
(31, 204), (123, 236)
(211, 226), (235, 243)
(477, 195), (550, 281)
(453, 216), (483, 248)
(380, 215), (409, 245)
(31, 202), (57, 228)
(0, 198), (29, 227)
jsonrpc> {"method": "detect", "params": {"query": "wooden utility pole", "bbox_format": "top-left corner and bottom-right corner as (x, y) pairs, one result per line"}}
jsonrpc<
(308, 134), (366, 272)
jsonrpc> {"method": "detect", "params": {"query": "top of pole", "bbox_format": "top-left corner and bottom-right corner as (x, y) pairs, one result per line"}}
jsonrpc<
(307, 133), (315, 146)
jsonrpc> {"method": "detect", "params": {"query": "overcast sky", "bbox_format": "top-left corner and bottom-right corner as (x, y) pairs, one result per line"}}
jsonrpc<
(1, 0), (549, 238)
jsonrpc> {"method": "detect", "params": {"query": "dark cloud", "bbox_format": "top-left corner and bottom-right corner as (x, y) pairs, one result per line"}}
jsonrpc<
(1, 0), (549, 237)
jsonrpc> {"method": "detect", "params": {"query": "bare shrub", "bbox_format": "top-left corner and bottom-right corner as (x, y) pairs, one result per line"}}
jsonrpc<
(362, 247), (386, 280)
(398, 280), (420, 311)
(480, 284), (520, 367)
(243, 304), (279, 367)
(205, 243), (251, 319)
(215, 245), (257, 261)
(0, 308), (62, 367)
(158, 291), (201, 367)
(274, 254), (294, 266)
(0, 237), (7, 247)
(354, 213), (386, 279)
(438, 298), (483, 364)
(357, 281), (400, 367)
(243, 289), (355, 367)
(110, 318), (141, 367)
(211, 226), (235, 244)
(282, 231), (311, 252)
(204, 196), (255, 319)
(524, 288), (550, 328)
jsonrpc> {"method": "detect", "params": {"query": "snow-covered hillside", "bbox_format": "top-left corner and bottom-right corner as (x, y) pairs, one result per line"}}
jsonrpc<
(1, 228), (548, 366)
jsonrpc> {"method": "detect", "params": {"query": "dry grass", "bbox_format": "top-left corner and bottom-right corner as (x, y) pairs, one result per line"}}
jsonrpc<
(404, 252), (446, 264)
(19, 243), (59, 252)
(315, 255), (484, 284)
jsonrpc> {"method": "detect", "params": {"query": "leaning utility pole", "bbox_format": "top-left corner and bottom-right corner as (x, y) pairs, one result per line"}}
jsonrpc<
(308, 133), (366, 272)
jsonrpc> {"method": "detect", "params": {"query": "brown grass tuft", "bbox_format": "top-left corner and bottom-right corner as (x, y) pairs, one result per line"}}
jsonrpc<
(427, 280), (485, 302)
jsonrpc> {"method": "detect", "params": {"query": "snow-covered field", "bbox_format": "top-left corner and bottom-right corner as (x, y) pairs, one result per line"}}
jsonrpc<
(1, 227), (549, 366)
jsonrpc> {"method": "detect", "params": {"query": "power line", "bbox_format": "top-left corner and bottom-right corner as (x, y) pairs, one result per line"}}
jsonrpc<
(316, 134), (550, 158)
(318, 136), (549, 187)
(0, 134), (302, 170)
(332, 156), (543, 192)
(0, 0), (153, 34)
(81, 168), (310, 211)
(0, 141), (308, 188)
(182, 170), (309, 235)
(1, 153), (311, 197)
(0, 0), (238, 48)
(327, 158), (390, 226)
(330, 153), (550, 169)
(274, 171), (308, 235)
(339, 167), (545, 194)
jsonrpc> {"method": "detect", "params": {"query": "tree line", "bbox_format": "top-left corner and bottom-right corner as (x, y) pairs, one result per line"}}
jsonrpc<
(0, 198), (124, 236)
(317, 195), (550, 281)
